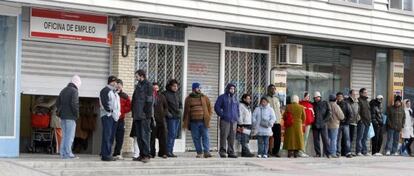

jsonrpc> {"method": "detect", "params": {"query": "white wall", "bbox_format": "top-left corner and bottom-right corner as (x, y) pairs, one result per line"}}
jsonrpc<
(4, 0), (414, 49)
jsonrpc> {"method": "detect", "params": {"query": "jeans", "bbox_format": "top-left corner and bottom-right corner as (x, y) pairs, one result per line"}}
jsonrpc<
(401, 138), (414, 155)
(349, 124), (357, 153)
(371, 124), (384, 155)
(190, 121), (210, 154)
(219, 120), (237, 155)
(60, 119), (76, 159)
(135, 119), (151, 157)
(167, 118), (180, 155)
(101, 116), (116, 159)
(337, 124), (351, 156)
(385, 129), (400, 154)
(257, 136), (270, 156)
(112, 119), (125, 156)
(312, 126), (330, 156)
(237, 131), (251, 155)
(328, 128), (339, 156)
(356, 121), (369, 154)
(133, 137), (140, 158)
(272, 124), (282, 155)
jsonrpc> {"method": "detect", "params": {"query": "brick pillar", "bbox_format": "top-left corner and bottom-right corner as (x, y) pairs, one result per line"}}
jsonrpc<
(111, 17), (136, 155)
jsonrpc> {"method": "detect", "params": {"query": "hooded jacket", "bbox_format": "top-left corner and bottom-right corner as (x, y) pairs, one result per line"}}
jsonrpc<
(369, 99), (383, 126)
(252, 104), (276, 136)
(56, 83), (79, 120)
(214, 84), (240, 123)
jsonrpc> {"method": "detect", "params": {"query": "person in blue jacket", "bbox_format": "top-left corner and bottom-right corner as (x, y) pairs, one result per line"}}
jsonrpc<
(215, 83), (240, 158)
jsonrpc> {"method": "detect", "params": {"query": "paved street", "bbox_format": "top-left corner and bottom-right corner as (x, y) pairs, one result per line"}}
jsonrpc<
(0, 154), (413, 176)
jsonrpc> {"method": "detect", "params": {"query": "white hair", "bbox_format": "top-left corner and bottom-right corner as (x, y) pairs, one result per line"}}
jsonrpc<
(292, 95), (300, 103)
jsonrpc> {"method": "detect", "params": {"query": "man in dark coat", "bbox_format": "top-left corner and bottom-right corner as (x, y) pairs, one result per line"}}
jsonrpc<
(163, 79), (183, 157)
(56, 75), (81, 159)
(131, 70), (153, 163)
(336, 92), (353, 158)
(356, 88), (371, 156)
(312, 91), (332, 158)
(370, 95), (384, 156)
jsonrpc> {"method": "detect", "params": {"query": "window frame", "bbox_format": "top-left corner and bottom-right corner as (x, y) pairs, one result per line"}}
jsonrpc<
(389, 0), (414, 15)
(329, 0), (374, 9)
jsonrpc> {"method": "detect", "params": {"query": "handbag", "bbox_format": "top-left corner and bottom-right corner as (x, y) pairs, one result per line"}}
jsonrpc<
(259, 109), (271, 128)
(283, 106), (294, 128)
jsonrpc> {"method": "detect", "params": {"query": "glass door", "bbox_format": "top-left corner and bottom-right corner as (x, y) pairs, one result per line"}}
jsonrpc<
(0, 15), (17, 137)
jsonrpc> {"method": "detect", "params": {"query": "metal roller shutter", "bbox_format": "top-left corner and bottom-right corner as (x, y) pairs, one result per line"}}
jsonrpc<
(21, 40), (110, 97)
(351, 59), (373, 98)
(186, 40), (220, 151)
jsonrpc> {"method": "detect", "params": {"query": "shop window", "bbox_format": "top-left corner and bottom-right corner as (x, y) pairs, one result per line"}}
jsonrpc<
(404, 51), (414, 104)
(285, 41), (351, 100)
(390, 0), (414, 12)
(136, 23), (185, 42)
(375, 51), (389, 110)
(225, 32), (269, 50)
(224, 50), (268, 107)
(0, 15), (17, 137)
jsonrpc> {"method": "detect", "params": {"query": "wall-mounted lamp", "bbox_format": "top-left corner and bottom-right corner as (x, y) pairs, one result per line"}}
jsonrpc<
(120, 24), (129, 57)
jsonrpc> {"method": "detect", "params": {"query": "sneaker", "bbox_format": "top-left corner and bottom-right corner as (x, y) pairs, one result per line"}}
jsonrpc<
(263, 155), (268, 158)
(204, 152), (213, 158)
(346, 154), (353, 158)
(219, 153), (227, 158)
(385, 151), (391, 156)
(257, 155), (262, 158)
(133, 156), (143, 161)
(393, 153), (399, 156)
(196, 154), (203, 158)
(356, 153), (363, 156)
(363, 153), (371, 157)
(114, 155), (124, 160)
(330, 154), (339, 158)
(298, 151), (309, 158)
(373, 153), (383, 156)
(161, 155), (168, 159)
(102, 157), (116, 162)
(242, 153), (255, 158)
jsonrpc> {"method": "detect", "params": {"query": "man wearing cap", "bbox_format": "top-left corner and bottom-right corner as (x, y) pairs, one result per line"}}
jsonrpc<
(312, 91), (332, 158)
(99, 75), (121, 161)
(356, 88), (371, 156)
(385, 95), (405, 156)
(132, 70), (153, 163)
(183, 83), (213, 158)
(56, 75), (81, 159)
(215, 83), (239, 158)
(370, 95), (384, 156)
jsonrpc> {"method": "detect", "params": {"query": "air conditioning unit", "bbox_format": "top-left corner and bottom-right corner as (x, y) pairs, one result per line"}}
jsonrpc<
(278, 43), (303, 65)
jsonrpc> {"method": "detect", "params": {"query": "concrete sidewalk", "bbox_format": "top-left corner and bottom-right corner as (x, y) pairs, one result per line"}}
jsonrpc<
(1, 154), (413, 176)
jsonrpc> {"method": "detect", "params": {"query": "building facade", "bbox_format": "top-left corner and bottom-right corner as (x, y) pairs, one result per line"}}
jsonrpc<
(0, 0), (413, 157)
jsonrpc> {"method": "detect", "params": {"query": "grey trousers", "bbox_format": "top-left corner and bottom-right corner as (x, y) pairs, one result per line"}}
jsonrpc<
(219, 119), (237, 155)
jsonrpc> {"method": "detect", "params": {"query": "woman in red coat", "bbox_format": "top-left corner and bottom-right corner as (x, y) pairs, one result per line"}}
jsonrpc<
(299, 92), (314, 155)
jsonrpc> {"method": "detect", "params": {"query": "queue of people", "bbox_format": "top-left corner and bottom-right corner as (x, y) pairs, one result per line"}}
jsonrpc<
(56, 72), (414, 162)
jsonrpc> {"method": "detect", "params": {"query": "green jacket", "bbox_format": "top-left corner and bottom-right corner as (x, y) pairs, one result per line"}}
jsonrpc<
(387, 106), (406, 131)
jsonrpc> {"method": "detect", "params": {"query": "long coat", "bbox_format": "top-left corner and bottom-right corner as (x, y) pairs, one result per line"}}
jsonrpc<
(283, 103), (306, 151)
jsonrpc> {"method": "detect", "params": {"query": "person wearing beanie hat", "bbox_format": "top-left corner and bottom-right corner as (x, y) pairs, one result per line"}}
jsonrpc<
(385, 95), (406, 156)
(99, 75), (121, 161)
(183, 82), (213, 158)
(327, 94), (344, 158)
(56, 75), (80, 159)
(71, 75), (82, 89)
(192, 82), (201, 90)
(370, 95), (384, 156)
(312, 91), (332, 158)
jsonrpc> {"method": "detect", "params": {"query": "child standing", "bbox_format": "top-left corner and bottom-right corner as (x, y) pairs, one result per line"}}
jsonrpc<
(252, 97), (277, 158)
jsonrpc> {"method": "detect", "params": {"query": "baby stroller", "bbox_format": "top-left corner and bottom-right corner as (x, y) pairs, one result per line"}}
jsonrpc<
(28, 97), (55, 154)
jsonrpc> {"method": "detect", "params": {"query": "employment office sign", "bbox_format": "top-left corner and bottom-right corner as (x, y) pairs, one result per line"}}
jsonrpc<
(30, 8), (108, 43)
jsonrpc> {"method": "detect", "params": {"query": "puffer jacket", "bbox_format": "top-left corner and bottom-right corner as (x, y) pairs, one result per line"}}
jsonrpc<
(56, 83), (79, 120)
(358, 96), (371, 126)
(252, 104), (276, 136)
(370, 99), (383, 126)
(238, 102), (252, 126)
(328, 101), (345, 129)
(214, 84), (239, 123)
(387, 105), (405, 131)
(312, 100), (331, 129)
(345, 97), (360, 125)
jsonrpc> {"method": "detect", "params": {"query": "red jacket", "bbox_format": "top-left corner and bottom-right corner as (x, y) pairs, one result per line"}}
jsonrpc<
(119, 91), (131, 120)
(299, 100), (315, 126)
